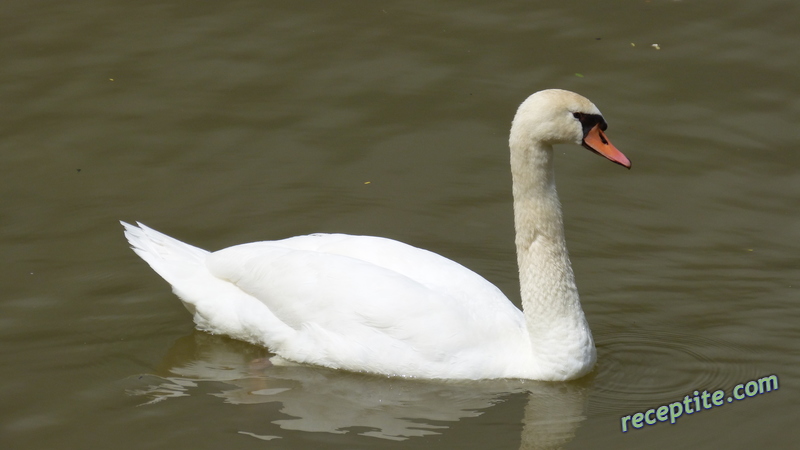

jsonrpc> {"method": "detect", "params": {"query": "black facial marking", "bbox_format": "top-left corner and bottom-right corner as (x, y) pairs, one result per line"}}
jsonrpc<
(572, 112), (608, 138)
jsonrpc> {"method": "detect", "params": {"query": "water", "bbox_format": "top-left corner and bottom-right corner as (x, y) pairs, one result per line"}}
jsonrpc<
(2, 0), (798, 448)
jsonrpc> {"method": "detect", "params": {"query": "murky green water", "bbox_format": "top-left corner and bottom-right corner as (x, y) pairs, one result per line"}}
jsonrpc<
(2, 1), (798, 448)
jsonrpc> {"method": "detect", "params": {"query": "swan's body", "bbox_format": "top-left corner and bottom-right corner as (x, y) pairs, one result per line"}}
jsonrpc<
(123, 89), (630, 381)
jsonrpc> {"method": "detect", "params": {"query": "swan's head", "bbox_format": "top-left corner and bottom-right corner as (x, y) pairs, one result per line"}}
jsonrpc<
(510, 89), (631, 168)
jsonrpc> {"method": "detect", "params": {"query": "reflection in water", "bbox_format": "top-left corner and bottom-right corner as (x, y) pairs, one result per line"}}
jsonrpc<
(128, 332), (588, 447)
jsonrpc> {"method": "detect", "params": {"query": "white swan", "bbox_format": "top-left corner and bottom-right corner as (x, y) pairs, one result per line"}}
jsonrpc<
(122, 89), (630, 381)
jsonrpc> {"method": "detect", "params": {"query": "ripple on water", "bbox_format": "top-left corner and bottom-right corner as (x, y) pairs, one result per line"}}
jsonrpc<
(590, 329), (762, 413)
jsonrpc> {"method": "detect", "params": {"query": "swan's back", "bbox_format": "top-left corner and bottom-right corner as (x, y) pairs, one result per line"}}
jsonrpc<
(124, 222), (530, 379)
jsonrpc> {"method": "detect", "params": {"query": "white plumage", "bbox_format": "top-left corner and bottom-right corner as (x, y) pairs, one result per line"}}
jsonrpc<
(123, 89), (630, 381)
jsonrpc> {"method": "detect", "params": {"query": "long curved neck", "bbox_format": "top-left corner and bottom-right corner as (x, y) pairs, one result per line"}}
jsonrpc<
(510, 137), (595, 379)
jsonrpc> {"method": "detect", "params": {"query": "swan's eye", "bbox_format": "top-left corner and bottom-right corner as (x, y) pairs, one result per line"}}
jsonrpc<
(572, 112), (608, 136)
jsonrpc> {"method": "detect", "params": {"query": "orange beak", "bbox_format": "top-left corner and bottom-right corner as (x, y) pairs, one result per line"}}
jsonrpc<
(582, 124), (631, 169)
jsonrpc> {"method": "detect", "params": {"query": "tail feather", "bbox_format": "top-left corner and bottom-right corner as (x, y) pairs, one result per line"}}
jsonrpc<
(121, 221), (210, 289)
(121, 221), (292, 347)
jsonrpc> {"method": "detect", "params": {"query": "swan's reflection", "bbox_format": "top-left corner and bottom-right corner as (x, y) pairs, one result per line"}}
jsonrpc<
(131, 331), (588, 447)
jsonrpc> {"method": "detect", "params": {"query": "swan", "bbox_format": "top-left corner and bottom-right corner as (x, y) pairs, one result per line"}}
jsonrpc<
(122, 89), (630, 381)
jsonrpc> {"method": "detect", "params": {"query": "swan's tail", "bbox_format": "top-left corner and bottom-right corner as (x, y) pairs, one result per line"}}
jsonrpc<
(121, 221), (210, 302)
(121, 221), (288, 347)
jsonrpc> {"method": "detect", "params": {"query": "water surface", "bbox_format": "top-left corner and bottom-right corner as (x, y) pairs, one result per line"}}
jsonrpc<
(2, 1), (798, 448)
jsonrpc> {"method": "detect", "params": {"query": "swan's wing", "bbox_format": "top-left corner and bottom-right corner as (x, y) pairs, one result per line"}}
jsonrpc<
(262, 234), (512, 307)
(205, 234), (526, 377)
